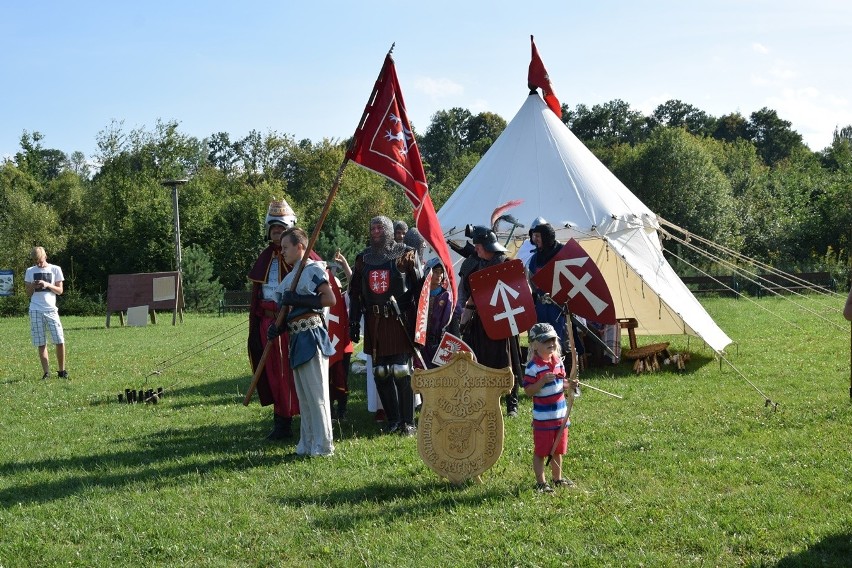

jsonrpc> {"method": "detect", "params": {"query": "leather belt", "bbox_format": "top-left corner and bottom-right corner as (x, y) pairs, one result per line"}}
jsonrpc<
(371, 304), (392, 317)
(287, 314), (324, 334)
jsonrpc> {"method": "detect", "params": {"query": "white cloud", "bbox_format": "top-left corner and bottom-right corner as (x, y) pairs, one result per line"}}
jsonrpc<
(752, 42), (770, 55)
(766, 86), (852, 150)
(467, 98), (491, 114)
(636, 93), (672, 115)
(413, 76), (464, 98)
(769, 61), (796, 81)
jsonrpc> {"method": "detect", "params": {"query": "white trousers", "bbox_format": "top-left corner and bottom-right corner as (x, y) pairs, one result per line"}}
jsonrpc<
(293, 350), (334, 456)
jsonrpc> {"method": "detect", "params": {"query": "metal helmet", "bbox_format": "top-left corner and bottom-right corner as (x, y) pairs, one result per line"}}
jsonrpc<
(528, 216), (556, 249)
(466, 224), (507, 253)
(266, 198), (297, 240)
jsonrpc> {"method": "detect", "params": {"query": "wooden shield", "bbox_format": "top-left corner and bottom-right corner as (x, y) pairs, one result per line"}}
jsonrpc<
(530, 238), (616, 324)
(412, 351), (514, 484)
(469, 258), (536, 340)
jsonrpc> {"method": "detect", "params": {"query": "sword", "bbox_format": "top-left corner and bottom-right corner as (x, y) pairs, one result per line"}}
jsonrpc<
(388, 295), (429, 370)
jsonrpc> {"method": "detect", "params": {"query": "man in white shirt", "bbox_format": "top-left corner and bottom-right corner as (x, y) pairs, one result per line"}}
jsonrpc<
(24, 246), (67, 380)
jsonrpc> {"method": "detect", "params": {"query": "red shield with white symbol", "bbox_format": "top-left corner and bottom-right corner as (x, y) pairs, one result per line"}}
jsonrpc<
(325, 273), (349, 365)
(530, 238), (616, 324)
(469, 258), (536, 340)
(368, 269), (391, 294)
(431, 331), (476, 367)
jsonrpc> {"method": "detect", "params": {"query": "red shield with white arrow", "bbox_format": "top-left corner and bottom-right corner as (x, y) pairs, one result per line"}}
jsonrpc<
(530, 238), (616, 324)
(469, 258), (537, 340)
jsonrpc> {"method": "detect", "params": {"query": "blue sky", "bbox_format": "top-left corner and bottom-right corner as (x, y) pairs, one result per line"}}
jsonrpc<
(2, 0), (850, 162)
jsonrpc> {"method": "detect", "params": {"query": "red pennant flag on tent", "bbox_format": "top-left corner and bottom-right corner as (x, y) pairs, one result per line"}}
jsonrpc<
(346, 51), (457, 306)
(528, 35), (562, 117)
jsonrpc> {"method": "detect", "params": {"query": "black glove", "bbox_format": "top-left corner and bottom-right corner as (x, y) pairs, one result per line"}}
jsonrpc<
(280, 291), (323, 309)
(267, 323), (281, 341)
(447, 314), (461, 336)
(349, 323), (361, 343)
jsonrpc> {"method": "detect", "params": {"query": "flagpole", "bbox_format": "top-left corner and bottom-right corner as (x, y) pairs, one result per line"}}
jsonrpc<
(244, 45), (395, 406)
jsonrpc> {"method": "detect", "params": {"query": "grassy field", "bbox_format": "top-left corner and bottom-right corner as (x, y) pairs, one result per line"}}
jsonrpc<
(0, 296), (850, 567)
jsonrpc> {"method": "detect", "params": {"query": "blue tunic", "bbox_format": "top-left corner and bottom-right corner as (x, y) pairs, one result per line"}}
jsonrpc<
(275, 261), (335, 368)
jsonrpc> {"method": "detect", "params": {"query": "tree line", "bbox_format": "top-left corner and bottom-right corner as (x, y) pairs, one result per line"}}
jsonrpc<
(1, 98), (850, 315)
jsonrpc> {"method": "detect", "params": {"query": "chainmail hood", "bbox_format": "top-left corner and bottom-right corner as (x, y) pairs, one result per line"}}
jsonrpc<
(364, 216), (408, 264)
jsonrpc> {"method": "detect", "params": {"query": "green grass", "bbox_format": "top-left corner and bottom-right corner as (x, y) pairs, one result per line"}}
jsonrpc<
(0, 296), (850, 567)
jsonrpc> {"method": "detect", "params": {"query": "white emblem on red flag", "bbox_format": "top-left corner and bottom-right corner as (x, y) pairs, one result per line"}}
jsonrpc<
(346, 52), (457, 312)
(432, 332), (476, 367)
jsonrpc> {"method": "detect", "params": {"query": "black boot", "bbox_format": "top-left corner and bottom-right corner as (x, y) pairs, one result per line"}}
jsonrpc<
(336, 395), (348, 421)
(266, 414), (292, 441)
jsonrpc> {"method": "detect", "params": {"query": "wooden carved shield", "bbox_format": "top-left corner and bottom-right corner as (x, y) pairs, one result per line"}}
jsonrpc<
(412, 351), (514, 484)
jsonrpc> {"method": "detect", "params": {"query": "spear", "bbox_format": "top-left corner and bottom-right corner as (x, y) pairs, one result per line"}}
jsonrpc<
(243, 47), (395, 405)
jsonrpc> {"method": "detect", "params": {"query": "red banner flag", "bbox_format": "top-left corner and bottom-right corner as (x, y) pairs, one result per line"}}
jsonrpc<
(528, 35), (561, 117)
(346, 52), (457, 307)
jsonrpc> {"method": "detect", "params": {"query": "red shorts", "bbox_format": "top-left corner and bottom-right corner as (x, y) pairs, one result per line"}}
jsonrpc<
(534, 427), (568, 457)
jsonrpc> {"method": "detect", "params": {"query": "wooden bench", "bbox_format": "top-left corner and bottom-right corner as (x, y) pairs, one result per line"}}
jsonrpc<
(218, 290), (252, 316)
(679, 275), (739, 296)
(755, 271), (835, 297)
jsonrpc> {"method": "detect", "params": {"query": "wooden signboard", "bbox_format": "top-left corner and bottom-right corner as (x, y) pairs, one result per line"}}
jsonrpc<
(106, 272), (184, 327)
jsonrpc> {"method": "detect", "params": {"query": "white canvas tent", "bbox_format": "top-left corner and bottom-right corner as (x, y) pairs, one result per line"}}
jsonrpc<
(437, 94), (732, 353)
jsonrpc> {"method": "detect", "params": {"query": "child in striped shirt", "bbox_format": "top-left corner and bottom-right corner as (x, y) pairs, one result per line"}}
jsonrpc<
(523, 322), (579, 492)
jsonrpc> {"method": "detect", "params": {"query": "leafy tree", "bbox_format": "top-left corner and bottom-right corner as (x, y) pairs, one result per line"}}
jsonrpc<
(206, 190), (267, 291)
(466, 112), (507, 155)
(314, 221), (361, 264)
(68, 151), (91, 179)
(420, 108), (473, 182)
(0, 164), (66, 282)
(565, 99), (647, 148)
(713, 112), (750, 143)
(820, 126), (852, 172)
(764, 148), (841, 267)
(612, 127), (738, 249)
(14, 131), (69, 185)
(746, 108), (805, 166)
(649, 100), (716, 137)
(181, 244), (223, 312)
(206, 132), (240, 175)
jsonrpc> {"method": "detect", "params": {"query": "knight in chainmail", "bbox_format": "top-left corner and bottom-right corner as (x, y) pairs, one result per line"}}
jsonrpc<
(403, 227), (427, 267)
(393, 220), (409, 243)
(526, 217), (585, 362)
(349, 216), (424, 435)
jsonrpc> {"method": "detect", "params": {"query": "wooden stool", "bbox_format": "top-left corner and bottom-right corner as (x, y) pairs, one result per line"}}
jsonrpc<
(617, 318), (638, 349)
